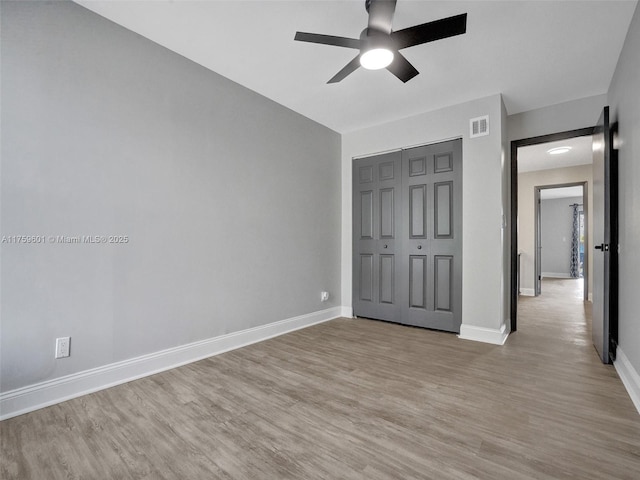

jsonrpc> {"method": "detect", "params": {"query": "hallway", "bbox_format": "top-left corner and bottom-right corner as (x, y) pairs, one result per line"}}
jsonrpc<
(517, 278), (590, 348)
(501, 278), (640, 477)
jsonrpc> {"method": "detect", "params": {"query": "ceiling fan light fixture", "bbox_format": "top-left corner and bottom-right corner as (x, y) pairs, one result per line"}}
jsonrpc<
(360, 47), (394, 70)
(294, 1), (468, 83)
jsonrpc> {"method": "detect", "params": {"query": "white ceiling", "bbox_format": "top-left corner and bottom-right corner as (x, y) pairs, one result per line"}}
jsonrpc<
(518, 135), (593, 173)
(74, 0), (637, 133)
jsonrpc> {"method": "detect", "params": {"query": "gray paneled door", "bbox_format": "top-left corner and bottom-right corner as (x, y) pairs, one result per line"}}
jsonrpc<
(353, 139), (462, 333)
(352, 151), (403, 323)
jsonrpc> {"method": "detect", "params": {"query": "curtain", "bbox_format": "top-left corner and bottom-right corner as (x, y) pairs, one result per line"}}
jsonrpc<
(570, 204), (580, 278)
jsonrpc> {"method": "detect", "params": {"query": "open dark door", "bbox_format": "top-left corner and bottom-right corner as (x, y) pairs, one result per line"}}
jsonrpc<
(591, 106), (618, 364)
(534, 187), (542, 296)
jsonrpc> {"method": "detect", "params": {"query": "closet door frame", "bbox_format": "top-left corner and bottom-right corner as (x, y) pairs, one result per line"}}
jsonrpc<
(352, 138), (463, 333)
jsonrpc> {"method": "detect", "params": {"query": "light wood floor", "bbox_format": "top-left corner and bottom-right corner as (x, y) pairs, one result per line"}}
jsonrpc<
(2, 279), (639, 479)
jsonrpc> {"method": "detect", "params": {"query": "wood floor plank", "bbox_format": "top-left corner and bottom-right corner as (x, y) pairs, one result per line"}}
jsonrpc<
(2, 278), (639, 479)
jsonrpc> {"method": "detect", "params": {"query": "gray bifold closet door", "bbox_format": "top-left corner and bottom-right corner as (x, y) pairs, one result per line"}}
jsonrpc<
(353, 139), (462, 333)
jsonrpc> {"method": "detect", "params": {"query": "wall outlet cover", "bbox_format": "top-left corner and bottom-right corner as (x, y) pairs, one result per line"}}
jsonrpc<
(55, 337), (71, 359)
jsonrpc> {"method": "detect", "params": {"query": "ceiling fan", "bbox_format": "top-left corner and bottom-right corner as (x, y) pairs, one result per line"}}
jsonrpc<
(294, 0), (467, 83)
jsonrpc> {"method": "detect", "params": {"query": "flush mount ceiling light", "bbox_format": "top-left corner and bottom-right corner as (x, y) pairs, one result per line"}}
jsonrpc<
(294, 0), (467, 83)
(547, 146), (572, 155)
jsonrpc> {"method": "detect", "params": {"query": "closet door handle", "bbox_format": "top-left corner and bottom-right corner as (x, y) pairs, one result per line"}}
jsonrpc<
(417, 245), (422, 250)
(383, 245), (388, 249)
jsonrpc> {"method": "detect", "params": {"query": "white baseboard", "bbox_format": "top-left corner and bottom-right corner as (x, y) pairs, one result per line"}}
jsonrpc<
(340, 306), (354, 318)
(542, 272), (572, 278)
(519, 288), (535, 296)
(614, 347), (640, 415)
(0, 307), (344, 421)
(504, 318), (512, 335)
(458, 323), (508, 345)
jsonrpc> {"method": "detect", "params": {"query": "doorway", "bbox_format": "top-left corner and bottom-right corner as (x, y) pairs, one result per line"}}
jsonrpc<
(510, 127), (594, 332)
(534, 182), (588, 299)
(510, 108), (617, 364)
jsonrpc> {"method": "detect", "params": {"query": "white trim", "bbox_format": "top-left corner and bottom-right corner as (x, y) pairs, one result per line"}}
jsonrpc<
(541, 272), (572, 278)
(504, 318), (512, 335)
(0, 307), (342, 421)
(519, 288), (535, 296)
(458, 323), (508, 345)
(340, 306), (354, 318)
(614, 347), (640, 415)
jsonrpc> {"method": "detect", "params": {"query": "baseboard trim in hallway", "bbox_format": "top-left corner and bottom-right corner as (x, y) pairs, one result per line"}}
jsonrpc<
(614, 347), (640, 414)
(458, 323), (508, 345)
(0, 307), (344, 421)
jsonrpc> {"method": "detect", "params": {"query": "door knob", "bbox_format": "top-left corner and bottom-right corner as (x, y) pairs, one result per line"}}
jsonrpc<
(417, 245), (422, 250)
(383, 245), (388, 249)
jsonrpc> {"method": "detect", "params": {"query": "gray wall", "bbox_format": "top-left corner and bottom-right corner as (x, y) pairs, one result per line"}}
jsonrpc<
(540, 196), (583, 277)
(607, 2), (640, 376)
(508, 94), (606, 142)
(342, 94), (510, 338)
(501, 98), (510, 330)
(1, 1), (341, 393)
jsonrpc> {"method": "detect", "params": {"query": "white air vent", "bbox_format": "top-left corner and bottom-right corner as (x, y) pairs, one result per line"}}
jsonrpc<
(470, 115), (489, 138)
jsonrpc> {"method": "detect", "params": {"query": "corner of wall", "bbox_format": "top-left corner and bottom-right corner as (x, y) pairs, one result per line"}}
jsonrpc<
(459, 323), (509, 345)
(340, 306), (354, 318)
(500, 94), (511, 337)
(614, 347), (640, 414)
(607, 0), (640, 407)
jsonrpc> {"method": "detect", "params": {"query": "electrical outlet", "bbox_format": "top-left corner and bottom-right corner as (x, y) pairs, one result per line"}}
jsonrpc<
(55, 337), (70, 359)
(321, 291), (329, 302)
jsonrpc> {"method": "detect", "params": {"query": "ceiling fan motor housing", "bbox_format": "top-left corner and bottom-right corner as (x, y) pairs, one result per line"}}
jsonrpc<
(359, 27), (395, 54)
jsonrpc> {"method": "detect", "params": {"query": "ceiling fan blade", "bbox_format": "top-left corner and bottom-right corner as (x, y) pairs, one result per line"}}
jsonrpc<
(386, 51), (419, 83)
(367, 0), (397, 34)
(328, 55), (361, 83)
(294, 32), (361, 49)
(391, 13), (467, 50)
